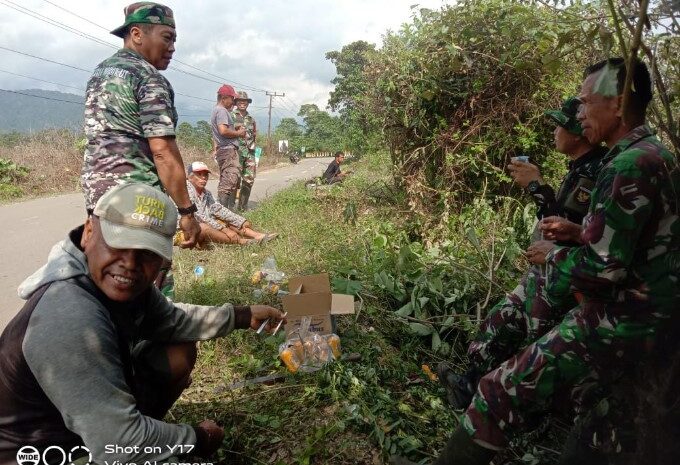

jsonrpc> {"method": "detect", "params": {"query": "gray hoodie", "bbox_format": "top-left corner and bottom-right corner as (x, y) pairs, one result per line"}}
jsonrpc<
(11, 227), (239, 464)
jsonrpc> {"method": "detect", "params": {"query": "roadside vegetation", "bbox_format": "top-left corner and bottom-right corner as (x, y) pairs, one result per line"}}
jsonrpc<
(1, 0), (677, 462)
(170, 0), (679, 463)
(170, 151), (539, 464)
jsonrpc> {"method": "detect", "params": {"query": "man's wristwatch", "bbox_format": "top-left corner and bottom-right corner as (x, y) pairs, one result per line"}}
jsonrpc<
(177, 203), (198, 216)
(526, 180), (543, 194)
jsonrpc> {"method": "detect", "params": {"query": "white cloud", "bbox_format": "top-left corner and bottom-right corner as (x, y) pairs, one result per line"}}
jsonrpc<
(0, 0), (451, 127)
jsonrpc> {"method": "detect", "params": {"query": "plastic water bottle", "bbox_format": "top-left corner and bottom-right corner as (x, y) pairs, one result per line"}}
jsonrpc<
(193, 265), (205, 281)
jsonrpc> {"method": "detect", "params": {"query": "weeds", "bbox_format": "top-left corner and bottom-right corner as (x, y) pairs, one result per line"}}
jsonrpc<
(167, 151), (544, 464)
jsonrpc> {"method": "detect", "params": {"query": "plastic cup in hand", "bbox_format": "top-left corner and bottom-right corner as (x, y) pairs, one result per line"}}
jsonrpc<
(511, 155), (529, 163)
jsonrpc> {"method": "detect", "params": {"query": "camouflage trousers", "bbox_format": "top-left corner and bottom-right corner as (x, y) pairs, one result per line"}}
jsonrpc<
(462, 299), (662, 449)
(239, 148), (257, 186)
(216, 145), (240, 194)
(468, 265), (575, 373)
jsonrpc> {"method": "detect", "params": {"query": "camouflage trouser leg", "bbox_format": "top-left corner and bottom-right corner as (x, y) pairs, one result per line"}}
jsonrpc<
(216, 146), (240, 194)
(468, 266), (574, 373)
(462, 301), (659, 449)
(240, 148), (257, 187)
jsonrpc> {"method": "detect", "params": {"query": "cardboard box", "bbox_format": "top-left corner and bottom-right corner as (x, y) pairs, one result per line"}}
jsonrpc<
(281, 273), (355, 338)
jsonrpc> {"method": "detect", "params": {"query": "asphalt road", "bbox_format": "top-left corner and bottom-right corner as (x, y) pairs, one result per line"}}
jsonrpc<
(0, 157), (331, 330)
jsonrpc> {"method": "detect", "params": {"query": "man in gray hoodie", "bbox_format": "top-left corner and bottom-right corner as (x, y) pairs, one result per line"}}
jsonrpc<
(0, 183), (285, 465)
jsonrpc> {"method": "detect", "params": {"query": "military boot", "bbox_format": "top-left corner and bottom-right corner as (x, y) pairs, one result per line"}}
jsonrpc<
(437, 363), (480, 410)
(219, 191), (237, 210)
(390, 427), (496, 465)
(218, 192), (229, 209)
(239, 183), (252, 211)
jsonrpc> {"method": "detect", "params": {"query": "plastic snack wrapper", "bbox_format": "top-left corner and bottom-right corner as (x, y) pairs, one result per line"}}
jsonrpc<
(251, 256), (287, 296)
(279, 317), (342, 373)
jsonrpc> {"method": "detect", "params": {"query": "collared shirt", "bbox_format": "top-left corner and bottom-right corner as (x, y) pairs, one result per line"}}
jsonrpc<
(232, 110), (257, 151)
(82, 48), (177, 210)
(185, 181), (246, 230)
(530, 145), (609, 224)
(547, 125), (680, 320)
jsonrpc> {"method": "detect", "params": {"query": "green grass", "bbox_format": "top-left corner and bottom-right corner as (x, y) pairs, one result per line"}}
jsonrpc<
(170, 152), (458, 464)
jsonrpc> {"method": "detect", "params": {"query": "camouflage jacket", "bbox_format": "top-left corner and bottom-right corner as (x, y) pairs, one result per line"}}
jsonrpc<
(81, 48), (178, 210)
(546, 125), (680, 318)
(531, 145), (609, 224)
(232, 110), (256, 152)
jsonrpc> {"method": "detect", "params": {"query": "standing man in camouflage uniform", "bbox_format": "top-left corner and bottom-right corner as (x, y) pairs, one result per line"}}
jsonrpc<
(211, 85), (246, 209)
(82, 2), (200, 247)
(232, 91), (258, 211)
(438, 97), (608, 409)
(393, 58), (679, 465)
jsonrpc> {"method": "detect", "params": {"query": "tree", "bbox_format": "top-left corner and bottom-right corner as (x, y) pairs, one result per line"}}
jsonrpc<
(326, 40), (376, 115)
(273, 117), (304, 151)
(326, 41), (381, 154)
(297, 104), (344, 152)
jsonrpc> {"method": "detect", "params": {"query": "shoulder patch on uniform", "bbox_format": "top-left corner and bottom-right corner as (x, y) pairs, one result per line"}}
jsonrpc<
(576, 186), (591, 204)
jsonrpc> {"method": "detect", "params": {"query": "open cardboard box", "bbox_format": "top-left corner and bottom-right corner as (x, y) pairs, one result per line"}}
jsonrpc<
(281, 273), (355, 338)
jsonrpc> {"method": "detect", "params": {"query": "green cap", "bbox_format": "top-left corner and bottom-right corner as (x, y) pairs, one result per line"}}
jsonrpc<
(93, 183), (177, 261)
(110, 2), (175, 38)
(544, 96), (583, 135)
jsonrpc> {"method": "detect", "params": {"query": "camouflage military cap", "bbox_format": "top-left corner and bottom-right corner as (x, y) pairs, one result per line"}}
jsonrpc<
(235, 91), (252, 103)
(544, 96), (583, 135)
(110, 2), (175, 38)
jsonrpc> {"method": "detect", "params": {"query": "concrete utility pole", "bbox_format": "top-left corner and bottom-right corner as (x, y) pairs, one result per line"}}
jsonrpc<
(266, 91), (285, 152)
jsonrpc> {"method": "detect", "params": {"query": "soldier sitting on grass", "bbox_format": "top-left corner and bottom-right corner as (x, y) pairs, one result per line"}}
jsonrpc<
(0, 183), (286, 465)
(175, 161), (278, 246)
(393, 58), (680, 465)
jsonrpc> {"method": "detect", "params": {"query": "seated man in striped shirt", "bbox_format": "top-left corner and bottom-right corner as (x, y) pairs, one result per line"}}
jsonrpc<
(177, 161), (277, 246)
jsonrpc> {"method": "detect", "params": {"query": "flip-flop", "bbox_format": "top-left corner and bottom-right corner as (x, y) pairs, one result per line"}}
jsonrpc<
(261, 232), (279, 243)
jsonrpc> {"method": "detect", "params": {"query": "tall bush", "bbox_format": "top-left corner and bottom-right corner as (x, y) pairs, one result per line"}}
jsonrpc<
(364, 0), (604, 224)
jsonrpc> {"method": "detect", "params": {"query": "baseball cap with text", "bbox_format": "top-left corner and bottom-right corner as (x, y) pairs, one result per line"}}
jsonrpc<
(93, 183), (177, 261)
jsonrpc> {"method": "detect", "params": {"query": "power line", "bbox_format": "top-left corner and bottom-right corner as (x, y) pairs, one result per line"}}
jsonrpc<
(0, 0), (117, 50)
(0, 46), (91, 73)
(0, 46), (215, 105)
(1, 2), (286, 107)
(35, 0), (268, 94)
(173, 91), (213, 103)
(0, 88), (83, 105)
(0, 68), (85, 92)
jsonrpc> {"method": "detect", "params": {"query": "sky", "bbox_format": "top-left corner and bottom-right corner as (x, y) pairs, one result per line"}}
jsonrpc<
(0, 0), (450, 127)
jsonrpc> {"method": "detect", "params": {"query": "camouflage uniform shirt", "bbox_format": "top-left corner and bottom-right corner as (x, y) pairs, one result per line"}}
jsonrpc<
(547, 125), (680, 320)
(231, 110), (256, 152)
(81, 48), (178, 210)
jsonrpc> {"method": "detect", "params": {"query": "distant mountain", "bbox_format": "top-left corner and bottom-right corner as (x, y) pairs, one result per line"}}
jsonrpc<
(0, 88), (281, 134)
(0, 89), (84, 133)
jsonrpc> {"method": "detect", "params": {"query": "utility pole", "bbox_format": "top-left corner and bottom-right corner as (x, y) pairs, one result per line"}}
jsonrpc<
(266, 91), (285, 154)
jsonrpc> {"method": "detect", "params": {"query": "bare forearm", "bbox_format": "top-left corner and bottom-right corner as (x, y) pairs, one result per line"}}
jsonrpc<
(150, 138), (192, 208)
(218, 126), (242, 138)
